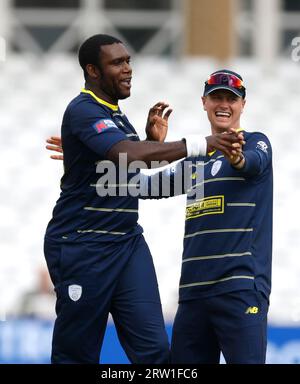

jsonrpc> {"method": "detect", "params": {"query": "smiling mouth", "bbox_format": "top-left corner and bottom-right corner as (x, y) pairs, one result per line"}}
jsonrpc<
(120, 78), (132, 87)
(215, 111), (231, 118)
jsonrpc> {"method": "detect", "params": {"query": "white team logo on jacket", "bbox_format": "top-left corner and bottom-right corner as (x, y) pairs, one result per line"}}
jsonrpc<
(256, 141), (268, 153)
(211, 160), (222, 176)
(68, 285), (82, 301)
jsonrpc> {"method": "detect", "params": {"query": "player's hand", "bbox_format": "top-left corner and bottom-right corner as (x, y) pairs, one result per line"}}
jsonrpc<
(223, 129), (245, 168)
(46, 136), (64, 160)
(145, 101), (172, 142)
(206, 130), (245, 158)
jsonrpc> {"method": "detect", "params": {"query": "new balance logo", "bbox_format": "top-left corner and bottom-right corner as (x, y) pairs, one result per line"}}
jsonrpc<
(245, 306), (259, 314)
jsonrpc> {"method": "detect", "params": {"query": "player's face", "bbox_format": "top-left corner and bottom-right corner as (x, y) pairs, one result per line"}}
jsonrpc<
(97, 43), (132, 104)
(202, 90), (246, 134)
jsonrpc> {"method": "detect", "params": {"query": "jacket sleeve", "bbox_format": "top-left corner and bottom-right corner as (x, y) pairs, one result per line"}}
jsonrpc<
(139, 159), (186, 199)
(238, 132), (272, 178)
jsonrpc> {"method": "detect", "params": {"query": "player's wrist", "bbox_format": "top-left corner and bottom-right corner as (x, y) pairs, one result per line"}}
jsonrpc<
(231, 153), (245, 168)
(183, 135), (207, 157)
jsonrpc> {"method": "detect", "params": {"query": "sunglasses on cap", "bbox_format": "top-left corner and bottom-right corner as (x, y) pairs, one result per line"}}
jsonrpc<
(206, 73), (244, 89)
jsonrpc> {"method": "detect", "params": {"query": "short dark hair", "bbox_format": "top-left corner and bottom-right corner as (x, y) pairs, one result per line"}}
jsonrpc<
(78, 34), (123, 80)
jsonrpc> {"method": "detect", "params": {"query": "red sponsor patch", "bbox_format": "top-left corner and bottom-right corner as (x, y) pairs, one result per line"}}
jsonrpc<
(93, 119), (117, 133)
(94, 121), (108, 133)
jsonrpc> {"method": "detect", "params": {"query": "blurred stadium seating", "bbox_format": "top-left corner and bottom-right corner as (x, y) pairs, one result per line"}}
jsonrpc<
(1, 54), (300, 331)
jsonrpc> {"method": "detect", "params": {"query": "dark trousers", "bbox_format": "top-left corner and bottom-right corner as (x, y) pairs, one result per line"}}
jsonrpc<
(171, 289), (269, 364)
(44, 235), (169, 364)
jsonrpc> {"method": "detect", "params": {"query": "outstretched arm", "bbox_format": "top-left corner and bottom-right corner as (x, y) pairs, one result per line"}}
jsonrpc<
(45, 131), (245, 165)
(107, 131), (244, 167)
